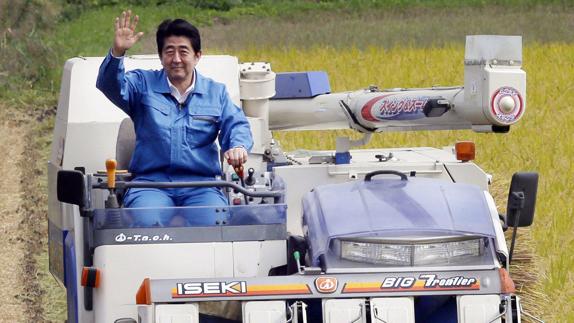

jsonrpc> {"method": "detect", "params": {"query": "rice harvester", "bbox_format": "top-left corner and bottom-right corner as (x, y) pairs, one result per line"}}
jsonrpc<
(48, 35), (543, 323)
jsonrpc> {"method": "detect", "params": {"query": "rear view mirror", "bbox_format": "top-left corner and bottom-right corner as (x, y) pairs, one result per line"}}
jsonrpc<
(57, 170), (86, 208)
(506, 172), (538, 227)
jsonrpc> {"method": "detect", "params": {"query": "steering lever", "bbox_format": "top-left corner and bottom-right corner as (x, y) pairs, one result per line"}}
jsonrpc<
(228, 160), (249, 205)
(105, 159), (120, 208)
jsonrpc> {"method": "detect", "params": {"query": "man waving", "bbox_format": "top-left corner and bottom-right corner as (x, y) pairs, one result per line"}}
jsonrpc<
(96, 11), (253, 225)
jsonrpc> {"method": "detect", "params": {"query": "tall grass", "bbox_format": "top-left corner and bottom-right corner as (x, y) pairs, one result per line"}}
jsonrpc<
(0, 0), (60, 98)
(231, 43), (574, 321)
(48, 3), (574, 92)
(201, 5), (574, 51)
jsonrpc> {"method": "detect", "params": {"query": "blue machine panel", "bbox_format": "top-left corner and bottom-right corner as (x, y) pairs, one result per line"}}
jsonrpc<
(48, 220), (66, 283)
(273, 71), (331, 99)
(64, 231), (78, 323)
(93, 204), (287, 229)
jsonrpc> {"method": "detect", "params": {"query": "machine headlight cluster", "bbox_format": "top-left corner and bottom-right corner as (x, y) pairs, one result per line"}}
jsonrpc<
(340, 238), (483, 266)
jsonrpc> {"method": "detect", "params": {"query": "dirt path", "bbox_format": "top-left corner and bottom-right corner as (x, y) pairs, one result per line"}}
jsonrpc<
(0, 108), (47, 322)
(0, 110), (29, 322)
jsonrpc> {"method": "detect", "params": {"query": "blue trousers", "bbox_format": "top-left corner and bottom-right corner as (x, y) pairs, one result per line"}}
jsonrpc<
(123, 187), (228, 227)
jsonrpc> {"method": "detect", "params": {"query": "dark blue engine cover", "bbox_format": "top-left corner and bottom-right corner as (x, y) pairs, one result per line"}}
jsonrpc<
(302, 177), (497, 265)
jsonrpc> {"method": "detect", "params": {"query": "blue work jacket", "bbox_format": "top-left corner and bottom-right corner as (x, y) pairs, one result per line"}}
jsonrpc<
(96, 52), (253, 181)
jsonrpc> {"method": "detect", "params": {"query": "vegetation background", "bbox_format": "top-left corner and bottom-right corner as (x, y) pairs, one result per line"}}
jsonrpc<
(0, 0), (572, 321)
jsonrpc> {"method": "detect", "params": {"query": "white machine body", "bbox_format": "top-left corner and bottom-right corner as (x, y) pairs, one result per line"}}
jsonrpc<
(48, 36), (527, 323)
(93, 241), (286, 322)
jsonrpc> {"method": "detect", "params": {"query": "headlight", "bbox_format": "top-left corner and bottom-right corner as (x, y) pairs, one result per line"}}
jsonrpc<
(341, 241), (411, 266)
(340, 237), (483, 266)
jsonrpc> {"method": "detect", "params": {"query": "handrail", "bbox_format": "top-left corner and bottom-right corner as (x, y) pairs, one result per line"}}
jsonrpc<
(92, 180), (283, 199)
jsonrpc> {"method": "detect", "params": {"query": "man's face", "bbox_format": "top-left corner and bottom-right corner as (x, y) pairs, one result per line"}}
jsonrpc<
(160, 36), (200, 84)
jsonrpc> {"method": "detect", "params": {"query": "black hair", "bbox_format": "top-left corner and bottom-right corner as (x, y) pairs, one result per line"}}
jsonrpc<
(156, 19), (201, 56)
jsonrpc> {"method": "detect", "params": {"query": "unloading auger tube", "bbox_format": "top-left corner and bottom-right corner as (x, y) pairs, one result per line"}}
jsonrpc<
(265, 35), (525, 134)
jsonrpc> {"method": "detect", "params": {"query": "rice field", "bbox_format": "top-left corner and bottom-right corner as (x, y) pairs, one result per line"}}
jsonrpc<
(20, 2), (572, 321)
(230, 43), (574, 321)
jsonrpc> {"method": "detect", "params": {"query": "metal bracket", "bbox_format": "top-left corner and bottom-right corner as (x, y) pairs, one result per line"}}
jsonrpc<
(288, 301), (308, 323)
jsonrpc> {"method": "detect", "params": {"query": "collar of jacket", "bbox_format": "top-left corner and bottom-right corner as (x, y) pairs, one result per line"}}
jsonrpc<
(151, 68), (207, 95)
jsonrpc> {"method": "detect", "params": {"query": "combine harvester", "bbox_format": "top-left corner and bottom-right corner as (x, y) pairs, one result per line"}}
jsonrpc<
(48, 35), (543, 322)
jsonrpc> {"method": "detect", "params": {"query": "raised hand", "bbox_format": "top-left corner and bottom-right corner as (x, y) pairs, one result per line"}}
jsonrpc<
(112, 10), (144, 57)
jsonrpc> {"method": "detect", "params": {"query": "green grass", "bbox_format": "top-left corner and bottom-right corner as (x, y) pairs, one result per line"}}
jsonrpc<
(3, 0), (574, 95)
(200, 5), (574, 51)
(46, 2), (574, 88)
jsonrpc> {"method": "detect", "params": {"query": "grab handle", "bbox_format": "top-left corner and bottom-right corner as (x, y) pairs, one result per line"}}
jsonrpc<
(364, 170), (408, 182)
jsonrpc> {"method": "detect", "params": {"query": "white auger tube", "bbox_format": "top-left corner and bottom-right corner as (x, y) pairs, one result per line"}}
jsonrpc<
(268, 35), (525, 133)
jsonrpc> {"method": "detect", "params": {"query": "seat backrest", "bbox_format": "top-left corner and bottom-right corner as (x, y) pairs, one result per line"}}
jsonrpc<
(116, 117), (135, 170)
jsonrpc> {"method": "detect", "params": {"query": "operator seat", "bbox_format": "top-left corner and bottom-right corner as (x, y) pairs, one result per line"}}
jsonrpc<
(115, 117), (135, 170)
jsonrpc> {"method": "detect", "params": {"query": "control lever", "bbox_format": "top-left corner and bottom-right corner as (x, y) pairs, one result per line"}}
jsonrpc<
(105, 159), (119, 208)
(245, 167), (256, 186)
(228, 160), (248, 205)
